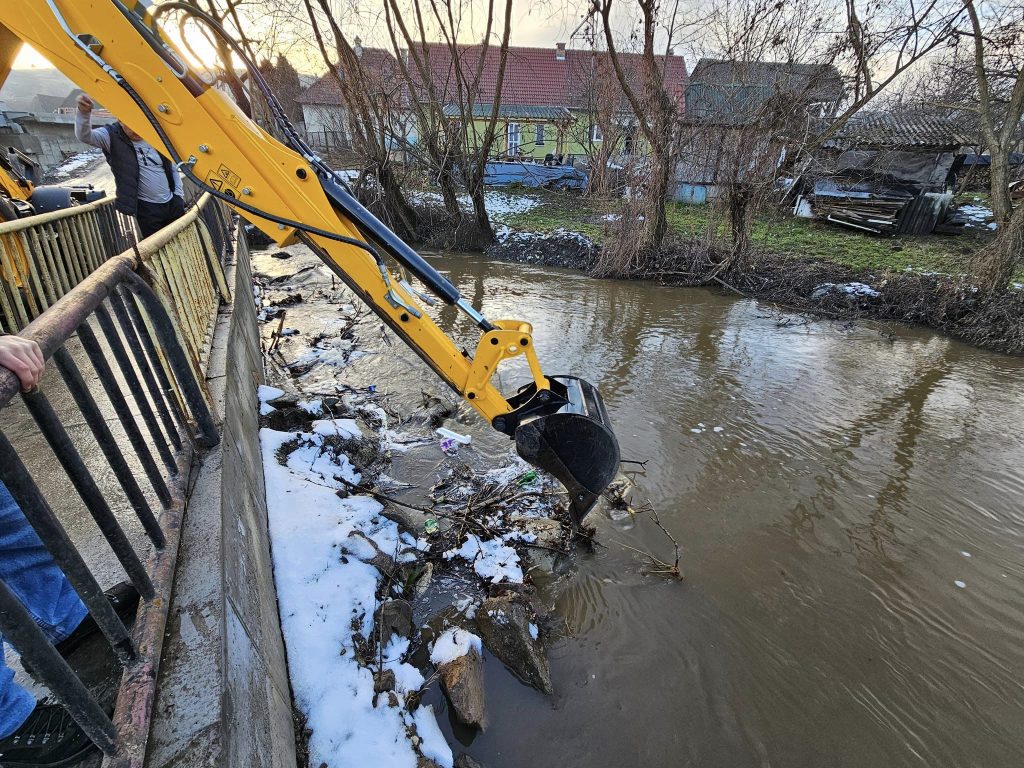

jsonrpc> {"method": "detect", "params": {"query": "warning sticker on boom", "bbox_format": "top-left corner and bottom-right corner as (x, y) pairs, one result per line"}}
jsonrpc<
(205, 163), (242, 197)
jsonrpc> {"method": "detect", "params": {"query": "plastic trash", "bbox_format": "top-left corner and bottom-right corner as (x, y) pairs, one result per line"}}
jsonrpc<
(424, 519), (439, 535)
(439, 438), (460, 456)
(435, 427), (472, 445)
(516, 470), (538, 486)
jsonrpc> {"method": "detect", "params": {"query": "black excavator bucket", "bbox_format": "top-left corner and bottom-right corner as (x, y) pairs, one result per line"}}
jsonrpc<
(513, 376), (620, 523)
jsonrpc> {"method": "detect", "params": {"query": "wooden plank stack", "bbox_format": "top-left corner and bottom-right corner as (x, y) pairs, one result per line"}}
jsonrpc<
(811, 197), (908, 235)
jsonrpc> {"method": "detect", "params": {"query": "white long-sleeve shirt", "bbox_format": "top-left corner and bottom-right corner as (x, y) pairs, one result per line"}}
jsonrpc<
(74, 111), (183, 203)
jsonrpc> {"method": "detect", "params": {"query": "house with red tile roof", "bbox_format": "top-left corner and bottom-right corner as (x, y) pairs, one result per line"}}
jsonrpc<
(296, 40), (406, 152)
(297, 41), (687, 161)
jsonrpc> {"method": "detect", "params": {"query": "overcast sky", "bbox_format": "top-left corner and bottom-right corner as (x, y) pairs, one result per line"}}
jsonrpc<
(11, 0), (679, 73)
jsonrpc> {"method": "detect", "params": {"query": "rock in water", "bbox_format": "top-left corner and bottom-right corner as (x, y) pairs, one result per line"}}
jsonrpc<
(376, 599), (414, 640)
(455, 755), (484, 768)
(437, 648), (486, 729)
(475, 596), (552, 694)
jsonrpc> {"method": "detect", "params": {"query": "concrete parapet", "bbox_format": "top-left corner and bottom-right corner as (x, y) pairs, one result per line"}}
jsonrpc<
(145, 238), (296, 768)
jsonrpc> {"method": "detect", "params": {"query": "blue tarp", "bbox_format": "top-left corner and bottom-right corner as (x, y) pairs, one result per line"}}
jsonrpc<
(961, 153), (1024, 167)
(484, 161), (588, 190)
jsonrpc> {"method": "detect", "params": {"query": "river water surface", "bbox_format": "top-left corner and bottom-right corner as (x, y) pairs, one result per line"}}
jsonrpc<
(262, 247), (1024, 768)
(425, 252), (1024, 768)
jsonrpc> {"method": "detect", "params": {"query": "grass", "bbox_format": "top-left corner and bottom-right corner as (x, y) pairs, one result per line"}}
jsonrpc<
(501, 189), (1001, 278)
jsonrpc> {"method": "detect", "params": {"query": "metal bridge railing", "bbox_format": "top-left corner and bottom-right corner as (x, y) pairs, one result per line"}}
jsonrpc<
(0, 196), (237, 767)
(0, 197), (136, 331)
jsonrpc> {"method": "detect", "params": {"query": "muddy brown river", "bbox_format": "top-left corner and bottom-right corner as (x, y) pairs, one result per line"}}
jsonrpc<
(259, 247), (1024, 768)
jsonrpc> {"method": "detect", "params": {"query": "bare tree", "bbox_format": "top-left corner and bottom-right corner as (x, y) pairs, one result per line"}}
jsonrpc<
(591, 0), (684, 264)
(177, 0), (268, 114)
(961, 0), (1024, 291)
(826, 0), (969, 139)
(381, 0), (468, 224)
(301, 0), (421, 241)
(565, 41), (634, 199)
(676, 0), (972, 269)
(686, 0), (840, 270)
(870, 0), (1023, 291)
(416, 0), (514, 241)
(170, 1), (313, 120)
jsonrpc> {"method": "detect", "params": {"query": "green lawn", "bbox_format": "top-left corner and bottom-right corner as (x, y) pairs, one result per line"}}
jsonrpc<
(500, 190), (999, 277)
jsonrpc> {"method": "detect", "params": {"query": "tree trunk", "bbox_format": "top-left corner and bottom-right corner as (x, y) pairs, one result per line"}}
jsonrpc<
(972, 196), (1023, 294)
(728, 184), (753, 270)
(436, 161), (463, 221)
(376, 162), (420, 242)
(645, 148), (671, 250)
(988, 150), (1014, 225)
(468, 177), (494, 241)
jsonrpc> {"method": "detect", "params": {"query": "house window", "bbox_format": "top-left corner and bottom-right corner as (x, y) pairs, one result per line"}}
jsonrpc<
(507, 122), (522, 154)
(590, 123), (603, 143)
(535, 124), (546, 145)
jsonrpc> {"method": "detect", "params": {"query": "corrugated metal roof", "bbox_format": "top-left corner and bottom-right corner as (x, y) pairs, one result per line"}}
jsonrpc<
(832, 112), (971, 148)
(441, 104), (571, 120)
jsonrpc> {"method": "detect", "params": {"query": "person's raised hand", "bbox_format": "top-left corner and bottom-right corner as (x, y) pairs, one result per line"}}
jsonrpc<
(0, 336), (45, 391)
(76, 94), (94, 114)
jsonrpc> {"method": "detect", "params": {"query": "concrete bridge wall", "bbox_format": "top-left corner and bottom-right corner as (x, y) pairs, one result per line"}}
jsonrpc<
(146, 236), (297, 768)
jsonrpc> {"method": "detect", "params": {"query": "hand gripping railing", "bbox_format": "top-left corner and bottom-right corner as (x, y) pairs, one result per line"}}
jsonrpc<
(0, 208), (229, 766)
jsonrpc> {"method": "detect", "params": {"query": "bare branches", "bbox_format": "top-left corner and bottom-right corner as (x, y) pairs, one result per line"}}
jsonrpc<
(606, 482), (682, 580)
(300, 0), (421, 240)
(585, 0), (685, 266)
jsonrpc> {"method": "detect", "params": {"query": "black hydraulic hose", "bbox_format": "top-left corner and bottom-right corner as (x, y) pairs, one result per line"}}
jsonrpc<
(145, 1), (469, 310)
(96, 0), (388, 270)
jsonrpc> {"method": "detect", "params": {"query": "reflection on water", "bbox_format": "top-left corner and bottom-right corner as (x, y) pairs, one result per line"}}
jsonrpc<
(423, 252), (1024, 768)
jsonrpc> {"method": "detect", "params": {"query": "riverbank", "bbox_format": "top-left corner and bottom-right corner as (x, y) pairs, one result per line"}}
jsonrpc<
(250, 244), (587, 768)
(471, 189), (1023, 355)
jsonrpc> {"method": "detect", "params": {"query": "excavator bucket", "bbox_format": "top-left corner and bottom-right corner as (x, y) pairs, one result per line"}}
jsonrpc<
(514, 376), (620, 524)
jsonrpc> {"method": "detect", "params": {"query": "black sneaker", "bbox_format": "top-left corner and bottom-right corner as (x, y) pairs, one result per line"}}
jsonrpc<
(54, 583), (140, 659)
(0, 703), (97, 767)
(21, 583), (140, 682)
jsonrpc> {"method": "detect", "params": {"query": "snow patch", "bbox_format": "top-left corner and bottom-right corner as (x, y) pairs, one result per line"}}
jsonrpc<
(430, 628), (482, 666)
(257, 384), (285, 415)
(409, 190), (539, 222)
(957, 204), (995, 229)
(312, 418), (362, 440)
(443, 533), (524, 584)
(811, 282), (881, 299)
(50, 149), (102, 179)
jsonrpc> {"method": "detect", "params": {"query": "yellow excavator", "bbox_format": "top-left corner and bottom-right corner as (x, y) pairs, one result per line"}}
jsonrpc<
(0, 1), (620, 521)
(0, 142), (105, 222)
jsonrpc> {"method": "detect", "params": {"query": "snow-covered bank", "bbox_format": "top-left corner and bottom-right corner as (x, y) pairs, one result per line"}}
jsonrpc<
(409, 190), (541, 222)
(261, 418), (451, 768)
(252, 243), (575, 767)
(45, 148), (103, 180)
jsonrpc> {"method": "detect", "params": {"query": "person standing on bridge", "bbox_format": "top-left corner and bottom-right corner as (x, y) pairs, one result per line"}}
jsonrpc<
(0, 335), (138, 767)
(74, 93), (185, 239)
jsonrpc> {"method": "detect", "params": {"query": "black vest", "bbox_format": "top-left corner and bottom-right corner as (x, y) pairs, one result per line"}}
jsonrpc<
(101, 123), (176, 216)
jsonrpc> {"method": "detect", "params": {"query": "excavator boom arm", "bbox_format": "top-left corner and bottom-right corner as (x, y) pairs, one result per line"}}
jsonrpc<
(0, 0), (619, 519)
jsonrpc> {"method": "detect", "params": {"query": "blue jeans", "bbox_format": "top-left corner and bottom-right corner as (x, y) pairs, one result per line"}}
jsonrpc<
(0, 481), (86, 738)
